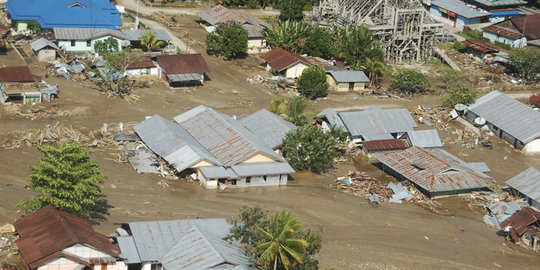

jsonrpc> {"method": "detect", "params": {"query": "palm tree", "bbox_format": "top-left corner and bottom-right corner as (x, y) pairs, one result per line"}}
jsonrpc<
(363, 52), (387, 87)
(336, 25), (380, 69)
(252, 210), (308, 270)
(139, 30), (164, 52)
(263, 21), (310, 53)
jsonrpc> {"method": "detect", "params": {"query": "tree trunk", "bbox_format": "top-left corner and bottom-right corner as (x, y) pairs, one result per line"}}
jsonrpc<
(273, 255), (278, 270)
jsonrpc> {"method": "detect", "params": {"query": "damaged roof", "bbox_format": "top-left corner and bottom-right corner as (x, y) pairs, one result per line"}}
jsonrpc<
(0, 66), (37, 83)
(198, 4), (267, 38)
(371, 147), (494, 194)
(337, 106), (417, 139)
(506, 167), (540, 203)
(362, 139), (409, 152)
(467, 90), (540, 144)
(154, 54), (210, 75)
(461, 39), (500, 53)
(14, 205), (120, 269)
(260, 48), (310, 72)
(241, 108), (296, 149)
(500, 207), (540, 241)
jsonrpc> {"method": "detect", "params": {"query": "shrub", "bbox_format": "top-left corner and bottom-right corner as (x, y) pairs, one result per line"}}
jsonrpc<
(442, 82), (477, 108)
(391, 68), (431, 94)
(297, 66), (328, 99)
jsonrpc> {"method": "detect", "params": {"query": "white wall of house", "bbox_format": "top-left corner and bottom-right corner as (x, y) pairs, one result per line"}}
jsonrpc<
(483, 31), (528, 48)
(37, 257), (82, 270)
(285, 62), (308, 79)
(125, 67), (159, 76)
(523, 138), (540, 154)
(63, 244), (110, 259)
(57, 35), (123, 53)
(36, 49), (56, 62)
(94, 261), (127, 270)
(142, 262), (162, 270)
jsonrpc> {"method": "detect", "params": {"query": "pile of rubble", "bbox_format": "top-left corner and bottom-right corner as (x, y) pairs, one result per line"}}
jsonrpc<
(0, 224), (18, 261)
(1, 103), (75, 120)
(463, 190), (527, 229)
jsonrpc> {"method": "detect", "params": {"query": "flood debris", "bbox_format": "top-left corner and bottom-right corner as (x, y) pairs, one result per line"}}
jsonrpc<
(0, 224), (18, 259)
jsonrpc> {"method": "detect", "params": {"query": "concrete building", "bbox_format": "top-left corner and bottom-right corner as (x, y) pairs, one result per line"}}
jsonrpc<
(260, 48), (311, 79)
(466, 91), (540, 154)
(468, 0), (526, 23)
(53, 28), (126, 53)
(153, 54), (210, 86)
(482, 13), (540, 48)
(429, 0), (491, 28)
(326, 70), (369, 93)
(506, 167), (540, 210)
(30, 38), (59, 62)
(125, 57), (159, 77)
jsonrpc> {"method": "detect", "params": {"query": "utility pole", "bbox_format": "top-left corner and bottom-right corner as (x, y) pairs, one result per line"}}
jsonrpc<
(135, 0), (140, 30)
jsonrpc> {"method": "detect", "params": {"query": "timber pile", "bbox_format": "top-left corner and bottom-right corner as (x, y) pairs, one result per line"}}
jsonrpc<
(336, 171), (393, 202)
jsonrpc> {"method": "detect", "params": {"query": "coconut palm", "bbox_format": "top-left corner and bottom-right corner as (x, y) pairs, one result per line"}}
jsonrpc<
(336, 25), (380, 69)
(363, 51), (387, 87)
(139, 30), (164, 52)
(252, 210), (308, 270)
(263, 21), (311, 53)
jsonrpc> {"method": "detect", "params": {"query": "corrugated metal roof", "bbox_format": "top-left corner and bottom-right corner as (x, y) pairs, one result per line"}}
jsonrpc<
(337, 106), (417, 139)
(53, 27), (126, 40)
(161, 226), (250, 270)
(231, 162), (295, 178)
(506, 167), (540, 203)
(116, 236), (141, 264)
(0, 66), (36, 83)
(431, 0), (492, 18)
(474, 0), (527, 7)
(362, 139), (409, 152)
(461, 39), (500, 53)
(328, 70), (369, 83)
(167, 73), (203, 82)
(467, 90), (540, 144)
(315, 108), (347, 130)
(31, 37), (59, 51)
(363, 133), (394, 141)
(154, 54), (210, 75)
(124, 219), (231, 263)
(120, 29), (171, 41)
(199, 166), (238, 179)
(499, 207), (540, 238)
(371, 147), (494, 194)
(260, 48), (310, 72)
(406, 129), (443, 148)
(133, 115), (220, 172)
(198, 4), (268, 28)
(465, 162), (491, 174)
(241, 109), (296, 149)
(173, 105), (283, 166)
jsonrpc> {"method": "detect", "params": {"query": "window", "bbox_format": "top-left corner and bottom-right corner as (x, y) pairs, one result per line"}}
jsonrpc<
(87, 40), (91, 47)
(71, 40), (75, 47)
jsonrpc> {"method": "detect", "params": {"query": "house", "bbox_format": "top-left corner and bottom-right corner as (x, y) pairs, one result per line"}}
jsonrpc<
(371, 146), (494, 198)
(125, 56), (159, 76)
(240, 108), (297, 150)
(500, 207), (540, 251)
(468, 0), (526, 23)
(260, 48), (311, 79)
(5, 0), (122, 31)
(153, 54), (210, 86)
(133, 105), (295, 189)
(466, 90), (540, 154)
(53, 28), (126, 53)
(429, 0), (492, 28)
(506, 167), (540, 210)
(461, 39), (500, 55)
(115, 219), (250, 269)
(30, 37), (59, 62)
(403, 129), (443, 148)
(0, 66), (37, 83)
(326, 70), (369, 93)
(482, 13), (540, 48)
(315, 106), (418, 142)
(14, 205), (126, 270)
(198, 5), (268, 53)
(120, 29), (171, 49)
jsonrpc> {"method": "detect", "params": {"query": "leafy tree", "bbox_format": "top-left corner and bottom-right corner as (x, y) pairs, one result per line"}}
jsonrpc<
(205, 22), (248, 59)
(205, 32), (222, 55)
(391, 68), (431, 94)
(297, 66), (328, 99)
(278, 0), (306, 22)
(302, 27), (335, 59)
(253, 210), (308, 270)
(442, 82), (477, 108)
(270, 96), (310, 126)
(27, 20), (43, 34)
(139, 30), (164, 52)
(18, 143), (107, 218)
(93, 48), (142, 97)
(362, 49), (387, 87)
(336, 25), (381, 70)
(94, 37), (119, 53)
(509, 47), (540, 82)
(282, 125), (340, 173)
(263, 21), (311, 53)
(226, 204), (322, 270)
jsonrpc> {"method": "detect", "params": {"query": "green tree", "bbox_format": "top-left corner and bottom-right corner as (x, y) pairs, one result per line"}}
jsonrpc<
(270, 96), (310, 126)
(302, 27), (335, 59)
(253, 210), (308, 270)
(391, 68), (431, 94)
(93, 48), (142, 97)
(509, 47), (540, 82)
(362, 49), (387, 87)
(278, 0), (306, 21)
(336, 25), (381, 70)
(282, 125), (340, 173)
(18, 143), (107, 218)
(263, 21), (311, 53)
(297, 66), (328, 99)
(220, 22), (248, 59)
(27, 21), (43, 34)
(139, 30), (164, 52)
(442, 82), (477, 108)
(205, 32), (222, 55)
(94, 37), (119, 53)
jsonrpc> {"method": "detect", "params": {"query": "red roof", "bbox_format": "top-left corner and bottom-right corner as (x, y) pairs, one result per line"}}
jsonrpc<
(461, 39), (500, 53)
(260, 48), (310, 72)
(500, 207), (540, 241)
(0, 66), (36, 83)
(127, 56), (156, 69)
(14, 205), (121, 269)
(362, 139), (409, 152)
(154, 54), (210, 75)
(511, 13), (540, 40)
(482, 25), (522, 39)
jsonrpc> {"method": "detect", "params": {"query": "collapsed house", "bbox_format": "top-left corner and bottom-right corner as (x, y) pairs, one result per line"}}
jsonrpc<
(371, 146), (494, 198)
(506, 167), (540, 210)
(466, 90), (540, 154)
(500, 207), (540, 251)
(14, 205), (126, 270)
(153, 54), (210, 86)
(115, 219), (250, 270)
(311, 0), (443, 62)
(133, 106), (296, 189)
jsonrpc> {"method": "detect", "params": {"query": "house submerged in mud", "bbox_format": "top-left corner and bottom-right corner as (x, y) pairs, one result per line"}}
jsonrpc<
(134, 105), (296, 189)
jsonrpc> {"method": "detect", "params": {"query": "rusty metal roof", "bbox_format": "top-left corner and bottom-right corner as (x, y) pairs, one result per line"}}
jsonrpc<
(461, 39), (500, 53)
(362, 139), (409, 152)
(482, 25), (522, 39)
(154, 54), (210, 75)
(500, 207), (540, 238)
(506, 167), (540, 203)
(260, 48), (310, 72)
(14, 205), (120, 269)
(371, 147), (494, 194)
(126, 56), (156, 69)
(198, 4), (267, 37)
(0, 66), (36, 83)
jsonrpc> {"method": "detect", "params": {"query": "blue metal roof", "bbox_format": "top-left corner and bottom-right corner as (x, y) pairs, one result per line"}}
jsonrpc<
(490, 10), (522, 17)
(6, 0), (121, 29)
